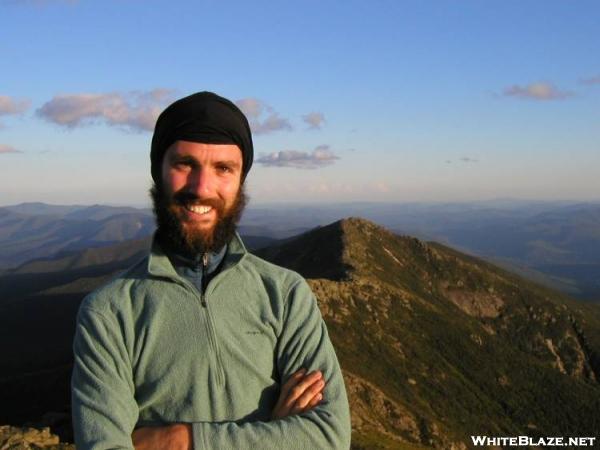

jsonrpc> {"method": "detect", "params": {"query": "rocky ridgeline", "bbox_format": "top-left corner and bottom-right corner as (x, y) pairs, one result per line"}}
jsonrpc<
(0, 426), (73, 450)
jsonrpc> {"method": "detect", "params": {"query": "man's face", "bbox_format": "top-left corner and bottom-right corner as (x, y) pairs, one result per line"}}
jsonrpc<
(151, 140), (246, 254)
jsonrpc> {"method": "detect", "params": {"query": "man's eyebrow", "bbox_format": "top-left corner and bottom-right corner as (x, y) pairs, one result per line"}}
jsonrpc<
(169, 153), (194, 161)
(216, 160), (241, 169)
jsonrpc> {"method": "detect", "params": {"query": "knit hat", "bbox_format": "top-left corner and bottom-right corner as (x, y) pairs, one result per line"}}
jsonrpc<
(150, 91), (253, 183)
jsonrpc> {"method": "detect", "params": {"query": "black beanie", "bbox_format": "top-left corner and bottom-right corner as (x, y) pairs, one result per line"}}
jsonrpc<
(150, 91), (253, 184)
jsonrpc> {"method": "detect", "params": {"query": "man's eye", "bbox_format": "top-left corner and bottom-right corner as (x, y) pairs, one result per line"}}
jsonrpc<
(173, 160), (191, 169)
(217, 165), (232, 173)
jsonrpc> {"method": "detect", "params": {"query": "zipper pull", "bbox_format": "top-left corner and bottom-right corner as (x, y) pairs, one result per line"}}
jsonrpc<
(200, 252), (208, 307)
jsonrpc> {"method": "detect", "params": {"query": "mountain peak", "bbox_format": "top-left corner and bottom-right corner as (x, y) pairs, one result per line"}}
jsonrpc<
(255, 216), (427, 282)
(338, 216), (381, 230)
(255, 218), (351, 280)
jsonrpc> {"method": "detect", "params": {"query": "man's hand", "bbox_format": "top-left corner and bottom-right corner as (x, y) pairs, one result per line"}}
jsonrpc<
(272, 368), (325, 420)
(132, 423), (192, 450)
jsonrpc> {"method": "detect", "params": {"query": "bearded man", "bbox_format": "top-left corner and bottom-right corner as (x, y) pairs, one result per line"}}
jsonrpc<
(71, 92), (351, 450)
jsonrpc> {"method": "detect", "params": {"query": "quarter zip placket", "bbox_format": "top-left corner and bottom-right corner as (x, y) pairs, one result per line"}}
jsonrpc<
(198, 251), (225, 386)
(200, 252), (209, 307)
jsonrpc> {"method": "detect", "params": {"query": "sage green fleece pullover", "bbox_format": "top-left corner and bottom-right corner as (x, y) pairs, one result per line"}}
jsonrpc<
(71, 232), (351, 449)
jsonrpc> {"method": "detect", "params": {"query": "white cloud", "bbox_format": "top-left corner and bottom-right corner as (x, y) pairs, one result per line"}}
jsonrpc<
(36, 89), (175, 132)
(235, 98), (291, 134)
(502, 82), (572, 100)
(0, 95), (30, 117)
(302, 112), (325, 130)
(256, 144), (340, 169)
(0, 144), (21, 154)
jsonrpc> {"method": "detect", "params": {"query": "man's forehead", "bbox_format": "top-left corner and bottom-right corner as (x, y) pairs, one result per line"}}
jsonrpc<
(167, 141), (243, 160)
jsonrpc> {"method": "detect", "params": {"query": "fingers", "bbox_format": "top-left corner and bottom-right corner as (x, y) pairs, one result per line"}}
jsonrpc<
(271, 368), (309, 419)
(303, 392), (323, 412)
(290, 377), (325, 413)
(283, 370), (323, 410)
(272, 368), (326, 419)
(280, 368), (307, 397)
(284, 370), (322, 406)
(308, 392), (323, 408)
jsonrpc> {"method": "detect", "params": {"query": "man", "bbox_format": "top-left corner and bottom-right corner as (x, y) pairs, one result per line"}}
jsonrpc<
(71, 91), (351, 449)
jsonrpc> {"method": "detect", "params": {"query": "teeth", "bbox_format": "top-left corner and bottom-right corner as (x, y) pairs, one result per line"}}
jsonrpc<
(186, 205), (213, 214)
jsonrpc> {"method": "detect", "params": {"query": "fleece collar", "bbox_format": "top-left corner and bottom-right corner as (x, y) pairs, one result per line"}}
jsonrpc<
(147, 231), (247, 282)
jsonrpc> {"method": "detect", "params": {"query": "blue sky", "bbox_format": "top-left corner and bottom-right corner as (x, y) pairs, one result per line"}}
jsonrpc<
(1, 0), (599, 206)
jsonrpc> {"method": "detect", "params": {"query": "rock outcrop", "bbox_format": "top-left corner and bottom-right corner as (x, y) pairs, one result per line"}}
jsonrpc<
(0, 426), (74, 450)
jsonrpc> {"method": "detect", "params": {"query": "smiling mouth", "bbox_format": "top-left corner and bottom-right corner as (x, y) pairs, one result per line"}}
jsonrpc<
(184, 204), (213, 215)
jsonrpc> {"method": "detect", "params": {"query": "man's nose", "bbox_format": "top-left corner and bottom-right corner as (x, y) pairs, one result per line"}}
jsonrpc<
(187, 167), (215, 197)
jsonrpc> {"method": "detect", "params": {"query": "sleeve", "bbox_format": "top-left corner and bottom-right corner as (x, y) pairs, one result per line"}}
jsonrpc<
(191, 277), (352, 450)
(71, 305), (139, 450)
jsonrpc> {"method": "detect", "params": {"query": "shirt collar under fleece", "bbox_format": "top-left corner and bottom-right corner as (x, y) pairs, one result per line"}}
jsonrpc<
(168, 245), (226, 294)
(147, 231), (247, 285)
(168, 244), (227, 275)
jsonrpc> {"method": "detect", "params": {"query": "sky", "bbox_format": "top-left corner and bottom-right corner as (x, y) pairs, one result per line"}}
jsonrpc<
(1, 0), (599, 206)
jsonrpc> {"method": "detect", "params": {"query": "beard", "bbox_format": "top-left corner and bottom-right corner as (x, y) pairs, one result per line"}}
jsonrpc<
(150, 182), (248, 256)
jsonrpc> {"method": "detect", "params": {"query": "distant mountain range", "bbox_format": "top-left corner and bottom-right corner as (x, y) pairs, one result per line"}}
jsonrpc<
(1, 217), (599, 448)
(2, 200), (599, 300)
(0, 204), (155, 270)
